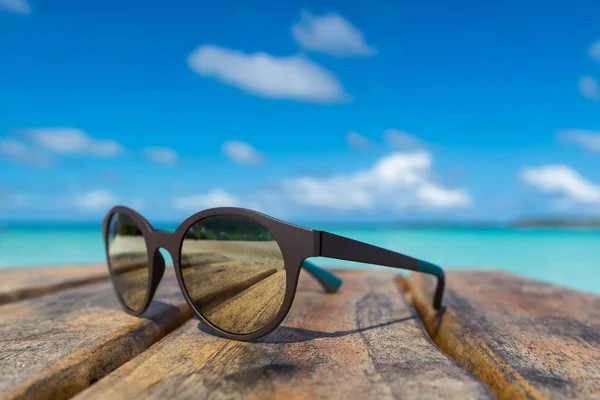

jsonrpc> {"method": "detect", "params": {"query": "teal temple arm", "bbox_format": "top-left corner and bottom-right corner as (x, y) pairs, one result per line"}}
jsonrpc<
(302, 260), (343, 293)
(302, 259), (444, 308)
(417, 260), (445, 310)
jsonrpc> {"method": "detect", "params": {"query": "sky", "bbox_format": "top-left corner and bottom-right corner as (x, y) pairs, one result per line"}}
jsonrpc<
(1, 0), (600, 223)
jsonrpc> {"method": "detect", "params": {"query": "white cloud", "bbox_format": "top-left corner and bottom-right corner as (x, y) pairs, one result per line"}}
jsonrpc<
(0, 0), (30, 14)
(291, 11), (376, 57)
(416, 184), (471, 208)
(173, 189), (240, 212)
(7, 189), (141, 214)
(143, 147), (178, 164)
(285, 176), (373, 210)
(558, 129), (600, 155)
(26, 128), (125, 156)
(589, 40), (600, 62)
(187, 45), (347, 103)
(73, 189), (117, 212)
(346, 131), (374, 150)
(284, 150), (472, 211)
(0, 138), (53, 167)
(222, 140), (264, 165)
(170, 151), (471, 216)
(578, 76), (600, 101)
(521, 165), (600, 206)
(384, 129), (424, 150)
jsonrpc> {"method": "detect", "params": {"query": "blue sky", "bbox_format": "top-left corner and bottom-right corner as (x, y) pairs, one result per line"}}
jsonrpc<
(1, 0), (600, 222)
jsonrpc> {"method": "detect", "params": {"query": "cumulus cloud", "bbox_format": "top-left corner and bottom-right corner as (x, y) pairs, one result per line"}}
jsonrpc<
(521, 165), (600, 207)
(346, 131), (374, 150)
(558, 129), (600, 155)
(188, 45), (347, 103)
(284, 150), (472, 211)
(222, 140), (265, 165)
(416, 183), (472, 209)
(73, 189), (117, 212)
(0, 0), (30, 14)
(589, 40), (600, 62)
(143, 147), (178, 164)
(7, 189), (139, 214)
(173, 189), (240, 212)
(171, 150), (471, 216)
(384, 129), (424, 151)
(0, 138), (53, 167)
(26, 128), (124, 156)
(291, 11), (376, 57)
(578, 76), (600, 101)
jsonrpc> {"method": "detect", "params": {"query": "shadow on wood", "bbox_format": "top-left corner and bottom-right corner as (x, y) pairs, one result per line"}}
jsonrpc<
(198, 315), (418, 344)
(74, 270), (495, 400)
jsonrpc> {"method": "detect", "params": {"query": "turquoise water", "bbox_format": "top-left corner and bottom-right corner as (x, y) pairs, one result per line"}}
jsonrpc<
(0, 223), (598, 294)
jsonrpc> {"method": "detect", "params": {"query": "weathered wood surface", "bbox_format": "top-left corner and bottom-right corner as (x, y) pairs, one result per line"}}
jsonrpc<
(203, 270), (286, 334)
(401, 270), (600, 400)
(181, 261), (278, 311)
(0, 265), (108, 305)
(0, 263), (296, 400)
(74, 270), (494, 400)
(0, 269), (192, 400)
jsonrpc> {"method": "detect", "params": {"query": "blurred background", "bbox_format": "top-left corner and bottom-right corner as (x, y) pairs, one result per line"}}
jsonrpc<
(0, 0), (598, 293)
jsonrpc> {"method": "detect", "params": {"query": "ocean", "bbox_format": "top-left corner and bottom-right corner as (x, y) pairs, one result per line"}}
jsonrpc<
(1, 222), (598, 294)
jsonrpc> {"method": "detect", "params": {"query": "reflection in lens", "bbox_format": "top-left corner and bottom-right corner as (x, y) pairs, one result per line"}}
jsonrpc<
(107, 212), (150, 312)
(181, 215), (286, 335)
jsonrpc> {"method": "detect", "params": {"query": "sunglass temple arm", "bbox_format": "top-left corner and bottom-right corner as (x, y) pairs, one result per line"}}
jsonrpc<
(301, 260), (343, 293)
(316, 231), (445, 310)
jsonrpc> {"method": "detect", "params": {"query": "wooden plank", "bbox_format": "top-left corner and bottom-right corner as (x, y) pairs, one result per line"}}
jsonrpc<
(203, 270), (286, 334)
(0, 262), (281, 400)
(0, 269), (191, 400)
(400, 270), (600, 400)
(181, 262), (277, 310)
(74, 270), (495, 400)
(0, 265), (108, 305)
(106, 252), (278, 311)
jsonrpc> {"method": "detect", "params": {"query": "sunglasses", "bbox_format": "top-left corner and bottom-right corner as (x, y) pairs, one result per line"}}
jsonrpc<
(102, 206), (445, 341)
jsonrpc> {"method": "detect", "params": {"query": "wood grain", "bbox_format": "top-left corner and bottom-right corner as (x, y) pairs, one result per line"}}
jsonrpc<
(181, 262), (277, 311)
(203, 270), (286, 334)
(0, 265), (108, 305)
(74, 270), (495, 400)
(400, 270), (600, 400)
(0, 269), (192, 400)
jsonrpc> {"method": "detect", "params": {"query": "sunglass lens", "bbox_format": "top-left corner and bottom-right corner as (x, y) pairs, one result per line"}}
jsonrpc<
(180, 214), (286, 335)
(106, 212), (150, 312)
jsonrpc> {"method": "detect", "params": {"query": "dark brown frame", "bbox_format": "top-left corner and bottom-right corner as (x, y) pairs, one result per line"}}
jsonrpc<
(102, 205), (445, 341)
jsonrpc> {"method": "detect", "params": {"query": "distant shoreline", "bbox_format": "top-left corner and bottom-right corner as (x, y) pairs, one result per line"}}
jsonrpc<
(509, 218), (600, 228)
